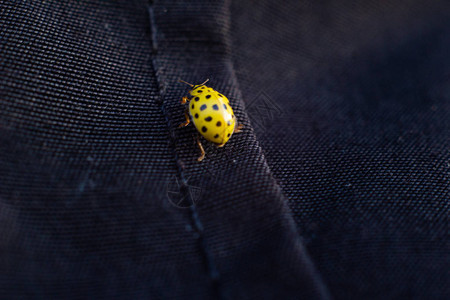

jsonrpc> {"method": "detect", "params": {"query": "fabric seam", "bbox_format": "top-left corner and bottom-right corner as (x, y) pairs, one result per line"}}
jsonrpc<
(225, 0), (333, 298)
(147, 3), (222, 299)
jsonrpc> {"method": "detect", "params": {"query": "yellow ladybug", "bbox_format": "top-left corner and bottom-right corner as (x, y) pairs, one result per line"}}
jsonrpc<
(178, 79), (243, 161)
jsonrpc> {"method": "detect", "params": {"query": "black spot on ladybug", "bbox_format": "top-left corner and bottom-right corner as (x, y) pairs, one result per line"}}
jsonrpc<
(227, 133), (231, 137)
(218, 94), (223, 97)
(216, 121), (222, 127)
(201, 87), (205, 89)
(200, 104), (207, 111)
(205, 116), (212, 122)
(212, 104), (219, 110)
(195, 113), (199, 118)
(197, 90), (203, 93)
(214, 134), (219, 138)
(191, 104), (194, 109)
(227, 121), (232, 126)
(206, 95), (211, 99)
(223, 104), (227, 110)
(195, 97), (200, 101)
(202, 126), (207, 132)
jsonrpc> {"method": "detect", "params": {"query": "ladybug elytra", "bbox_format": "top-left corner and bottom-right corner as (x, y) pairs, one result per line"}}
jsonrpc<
(178, 79), (242, 161)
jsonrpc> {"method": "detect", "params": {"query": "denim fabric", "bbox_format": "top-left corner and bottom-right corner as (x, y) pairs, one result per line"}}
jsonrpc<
(0, 0), (448, 299)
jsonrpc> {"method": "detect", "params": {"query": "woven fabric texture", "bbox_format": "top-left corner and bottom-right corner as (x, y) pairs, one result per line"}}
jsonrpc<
(1, 0), (327, 299)
(1, 0), (449, 299)
(230, 0), (449, 299)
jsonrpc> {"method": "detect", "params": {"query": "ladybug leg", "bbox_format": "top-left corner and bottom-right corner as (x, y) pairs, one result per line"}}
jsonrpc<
(234, 124), (243, 133)
(180, 96), (189, 104)
(178, 108), (190, 128)
(196, 136), (206, 161)
(232, 116), (243, 133)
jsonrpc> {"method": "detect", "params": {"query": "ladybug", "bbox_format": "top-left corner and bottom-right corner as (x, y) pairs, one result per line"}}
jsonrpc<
(178, 79), (243, 161)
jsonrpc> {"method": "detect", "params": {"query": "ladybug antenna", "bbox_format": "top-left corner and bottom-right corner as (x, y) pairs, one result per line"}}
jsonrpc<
(200, 78), (209, 86)
(178, 79), (194, 87)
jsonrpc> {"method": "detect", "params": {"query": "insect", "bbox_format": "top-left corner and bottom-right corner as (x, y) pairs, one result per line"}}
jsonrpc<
(178, 79), (243, 161)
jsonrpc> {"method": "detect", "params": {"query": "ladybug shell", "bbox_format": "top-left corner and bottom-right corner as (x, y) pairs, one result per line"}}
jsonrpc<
(188, 85), (236, 145)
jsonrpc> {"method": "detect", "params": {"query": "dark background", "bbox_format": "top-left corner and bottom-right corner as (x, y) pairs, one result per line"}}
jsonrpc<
(1, 0), (448, 299)
(231, 1), (449, 298)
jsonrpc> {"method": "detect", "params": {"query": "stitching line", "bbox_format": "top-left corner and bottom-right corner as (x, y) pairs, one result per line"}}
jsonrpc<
(147, 3), (222, 299)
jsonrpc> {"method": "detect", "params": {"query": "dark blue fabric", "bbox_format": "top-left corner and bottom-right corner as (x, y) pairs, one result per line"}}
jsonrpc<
(0, 1), (328, 299)
(0, 0), (448, 299)
(231, 1), (450, 299)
